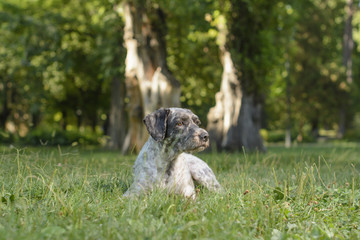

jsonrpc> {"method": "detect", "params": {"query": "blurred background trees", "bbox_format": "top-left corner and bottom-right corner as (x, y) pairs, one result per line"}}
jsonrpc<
(1, 0), (360, 151)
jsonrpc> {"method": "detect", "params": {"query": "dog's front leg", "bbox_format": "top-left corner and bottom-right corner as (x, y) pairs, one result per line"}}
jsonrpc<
(184, 154), (221, 191)
(166, 156), (196, 199)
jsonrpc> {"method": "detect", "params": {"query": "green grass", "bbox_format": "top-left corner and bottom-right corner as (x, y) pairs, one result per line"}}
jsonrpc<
(0, 144), (359, 239)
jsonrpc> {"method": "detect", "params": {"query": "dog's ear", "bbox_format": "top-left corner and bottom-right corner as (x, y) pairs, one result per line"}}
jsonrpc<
(143, 108), (170, 142)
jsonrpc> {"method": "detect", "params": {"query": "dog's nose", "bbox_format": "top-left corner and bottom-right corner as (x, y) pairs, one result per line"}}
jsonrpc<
(200, 132), (209, 142)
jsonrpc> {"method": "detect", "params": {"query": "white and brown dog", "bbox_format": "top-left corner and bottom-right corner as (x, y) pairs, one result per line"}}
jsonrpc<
(124, 108), (221, 199)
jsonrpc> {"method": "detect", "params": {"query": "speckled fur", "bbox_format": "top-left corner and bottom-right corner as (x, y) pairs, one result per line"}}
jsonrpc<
(124, 108), (221, 199)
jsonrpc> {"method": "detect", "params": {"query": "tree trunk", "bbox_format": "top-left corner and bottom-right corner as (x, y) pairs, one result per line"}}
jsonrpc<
(207, 75), (265, 152)
(343, 0), (353, 85)
(338, 0), (353, 138)
(122, 0), (180, 153)
(61, 110), (67, 131)
(107, 76), (127, 150)
(285, 59), (291, 148)
(31, 112), (40, 129)
(0, 79), (11, 129)
(76, 111), (82, 129)
(311, 119), (319, 139)
(207, 49), (241, 151)
(207, 14), (265, 152)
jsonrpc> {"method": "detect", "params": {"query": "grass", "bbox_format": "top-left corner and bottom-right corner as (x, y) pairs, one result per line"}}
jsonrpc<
(0, 143), (359, 239)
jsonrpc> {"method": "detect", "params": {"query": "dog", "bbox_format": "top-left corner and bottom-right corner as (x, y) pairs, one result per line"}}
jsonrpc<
(124, 107), (221, 199)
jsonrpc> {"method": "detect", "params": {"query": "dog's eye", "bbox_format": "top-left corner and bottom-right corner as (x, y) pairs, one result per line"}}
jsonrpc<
(176, 122), (183, 127)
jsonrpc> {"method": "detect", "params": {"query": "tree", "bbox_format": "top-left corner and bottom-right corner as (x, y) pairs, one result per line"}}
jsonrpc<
(206, 10), (244, 151)
(207, 0), (284, 152)
(122, 0), (181, 153)
(339, 0), (354, 137)
(107, 76), (127, 149)
(0, 0), (124, 138)
(93, 1), (127, 150)
(0, 1), (49, 132)
(288, 0), (349, 140)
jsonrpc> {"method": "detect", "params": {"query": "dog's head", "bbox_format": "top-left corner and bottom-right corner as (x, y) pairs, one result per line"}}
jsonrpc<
(143, 108), (209, 153)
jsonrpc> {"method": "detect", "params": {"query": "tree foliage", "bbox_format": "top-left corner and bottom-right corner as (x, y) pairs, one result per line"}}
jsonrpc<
(1, 0), (360, 145)
(0, 0), (124, 136)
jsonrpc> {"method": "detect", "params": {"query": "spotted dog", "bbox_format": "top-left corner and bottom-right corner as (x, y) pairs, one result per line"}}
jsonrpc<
(124, 108), (221, 199)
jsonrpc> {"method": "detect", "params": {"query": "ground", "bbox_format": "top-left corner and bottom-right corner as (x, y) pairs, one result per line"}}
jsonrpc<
(0, 143), (359, 239)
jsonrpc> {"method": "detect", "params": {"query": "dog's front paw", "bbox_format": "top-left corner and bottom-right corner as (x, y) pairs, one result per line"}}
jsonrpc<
(182, 186), (196, 200)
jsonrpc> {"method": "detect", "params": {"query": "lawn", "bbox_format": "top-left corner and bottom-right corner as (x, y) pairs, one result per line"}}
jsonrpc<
(0, 143), (359, 239)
